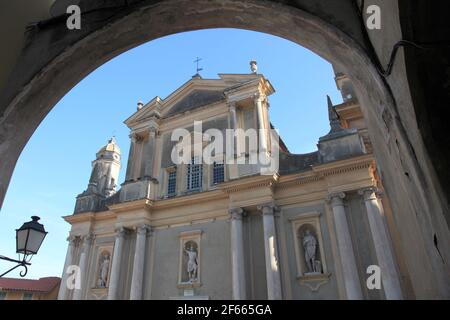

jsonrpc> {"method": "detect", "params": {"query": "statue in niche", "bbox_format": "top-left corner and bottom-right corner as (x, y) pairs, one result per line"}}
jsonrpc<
(97, 252), (110, 288)
(184, 242), (198, 282)
(302, 229), (322, 274)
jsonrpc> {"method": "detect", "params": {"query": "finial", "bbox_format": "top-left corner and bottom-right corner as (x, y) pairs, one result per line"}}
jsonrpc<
(250, 60), (258, 74)
(137, 101), (144, 110)
(108, 136), (116, 144)
(194, 57), (203, 76)
(327, 95), (342, 132)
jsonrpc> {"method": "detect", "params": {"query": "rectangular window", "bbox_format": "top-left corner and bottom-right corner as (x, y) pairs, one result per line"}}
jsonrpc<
(187, 157), (202, 191)
(0, 292), (6, 300)
(167, 168), (177, 196)
(23, 293), (33, 300)
(213, 161), (225, 184)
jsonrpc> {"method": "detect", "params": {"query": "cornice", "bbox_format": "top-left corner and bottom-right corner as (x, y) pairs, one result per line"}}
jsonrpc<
(225, 76), (274, 99)
(63, 211), (116, 224)
(276, 154), (374, 190)
(64, 156), (375, 226)
(107, 198), (153, 214)
(334, 99), (359, 110)
(219, 173), (279, 194)
(64, 211), (95, 224)
(224, 78), (260, 96)
(63, 209), (119, 224)
(124, 98), (162, 128)
(150, 208), (228, 228)
(93, 210), (117, 221)
(335, 100), (363, 121)
(153, 189), (227, 210)
(312, 154), (374, 178)
(276, 172), (323, 190)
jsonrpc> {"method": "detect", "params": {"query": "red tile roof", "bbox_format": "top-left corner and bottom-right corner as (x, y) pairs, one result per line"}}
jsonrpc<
(0, 277), (60, 293)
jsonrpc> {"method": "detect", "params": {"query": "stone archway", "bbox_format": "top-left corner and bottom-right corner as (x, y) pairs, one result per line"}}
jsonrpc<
(0, 0), (449, 299)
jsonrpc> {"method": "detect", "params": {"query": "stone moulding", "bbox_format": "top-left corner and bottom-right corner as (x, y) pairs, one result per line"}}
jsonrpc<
(176, 282), (202, 289)
(276, 174), (322, 190)
(220, 173), (279, 194)
(312, 155), (374, 178)
(297, 273), (332, 292)
(154, 189), (227, 209)
(90, 287), (108, 300)
(178, 230), (203, 238)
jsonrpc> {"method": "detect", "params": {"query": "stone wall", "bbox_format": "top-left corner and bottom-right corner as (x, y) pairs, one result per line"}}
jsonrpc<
(149, 220), (232, 300)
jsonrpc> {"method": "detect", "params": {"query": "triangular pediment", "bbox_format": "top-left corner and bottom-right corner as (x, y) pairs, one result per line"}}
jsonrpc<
(159, 77), (230, 118)
(124, 73), (273, 128)
(162, 89), (225, 118)
(124, 96), (162, 128)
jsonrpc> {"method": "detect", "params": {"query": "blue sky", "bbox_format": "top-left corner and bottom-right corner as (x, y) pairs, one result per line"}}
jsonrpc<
(0, 28), (342, 279)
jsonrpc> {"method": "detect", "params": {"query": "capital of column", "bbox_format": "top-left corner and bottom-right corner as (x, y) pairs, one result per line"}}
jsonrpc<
(136, 224), (152, 236)
(358, 187), (382, 201)
(82, 233), (95, 243)
(257, 203), (279, 216)
(67, 235), (80, 247)
(148, 127), (159, 138)
(115, 227), (129, 239)
(326, 192), (346, 207)
(129, 133), (144, 143)
(229, 207), (245, 220)
(228, 101), (237, 110)
(252, 92), (264, 103)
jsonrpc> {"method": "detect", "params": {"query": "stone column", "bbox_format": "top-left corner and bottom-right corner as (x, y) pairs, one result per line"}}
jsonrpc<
(130, 224), (151, 300)
(125, 134), (137, 181)
(258, 204), (282, 300)
(73, 234), (94, 300)
(228, 101), (244, 162)
(133, 135), (144, 179)
(359, 187), (403, 300)
(327, 192), (363, 300)
(229, 208), (246, 300)
(108, 227), (127, 300)
(254, 94), (268, 152)
(143, 129), (157, 179)
(229, 102), (238, 130)
(58, 236), (77, 300)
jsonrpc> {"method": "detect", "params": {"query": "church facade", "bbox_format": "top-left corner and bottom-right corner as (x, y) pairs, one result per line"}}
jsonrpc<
(58, 64), (406, 300)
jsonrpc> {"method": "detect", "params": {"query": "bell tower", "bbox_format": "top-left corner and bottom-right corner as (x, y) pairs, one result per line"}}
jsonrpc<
(88, 137), (121, 196)
(74, 137), (121, 213)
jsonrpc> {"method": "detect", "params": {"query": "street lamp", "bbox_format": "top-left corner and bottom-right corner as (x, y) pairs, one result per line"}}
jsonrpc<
(0, 216), (47, 277)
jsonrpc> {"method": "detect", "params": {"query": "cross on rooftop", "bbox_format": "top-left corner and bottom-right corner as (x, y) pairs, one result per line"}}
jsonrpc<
(194, 57), (203, 75)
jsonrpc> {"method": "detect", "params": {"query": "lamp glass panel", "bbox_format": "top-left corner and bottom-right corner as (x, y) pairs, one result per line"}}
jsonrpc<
(16, 229), (29, 253)
(26, 229), (46, 254)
